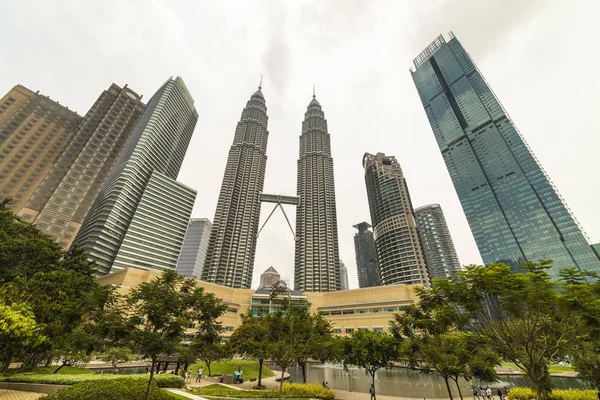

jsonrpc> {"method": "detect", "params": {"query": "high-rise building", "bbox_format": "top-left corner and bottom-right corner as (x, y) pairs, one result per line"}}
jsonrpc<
(176, 218), (212, 279)
(363, 152), (430, 287)
(339, 260), (349, 290)
(353, 222), (381, 288)
(295, 93), (340, 292)
(202, 86), (269, 288)
(258, 266), (281, 289)
(411, 33), (600, 278)
(19, 84), (145, 248)
(74, 77), (198, 275)
(414, 204), (461, 281)
(0, 85), (81, 211)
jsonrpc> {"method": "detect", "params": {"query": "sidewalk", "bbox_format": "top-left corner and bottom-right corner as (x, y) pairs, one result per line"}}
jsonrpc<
(332, 388), (452, 400)
(0, 390), (44, 400)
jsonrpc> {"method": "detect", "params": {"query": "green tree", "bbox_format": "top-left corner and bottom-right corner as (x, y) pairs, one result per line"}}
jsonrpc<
(340, 329), (398, 397)
(391, 287), (498, 400)
(121, 270), (225, 400)
(0, 300), (46, 372)
(102, 347), (133, 371)
(263, 299), (332, 400)
(191, 334), (230, 376)
(0, 198), (63, 286)
(229, 311), (270, 386)
(433, 261), (587, 400)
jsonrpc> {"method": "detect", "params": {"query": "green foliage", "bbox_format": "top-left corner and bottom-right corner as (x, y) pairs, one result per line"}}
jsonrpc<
(189, 383), (334, 399)
(102, 347), (133, 368)
(229, 311), (271, 385)
(0, 373), (184, 388)
(189, 360), (274, 379)
(191, 335), (230, 376)
(507, 387), (598, 400)
(0, 300), (46, 371)
(41, 378), (175, 400)
(432, 261), (597, 399)
(341, 329), (398, 389)
(32, 366), (93, 375)
(571, 342), (600, 390)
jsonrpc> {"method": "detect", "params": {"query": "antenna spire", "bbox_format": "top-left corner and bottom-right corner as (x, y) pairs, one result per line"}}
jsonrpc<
(259, 76), (263, 90)
(312, 84), (315, 98)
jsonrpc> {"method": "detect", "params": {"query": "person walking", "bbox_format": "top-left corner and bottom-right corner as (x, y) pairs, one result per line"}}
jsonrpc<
(497, 388), (502, 399)
(196, 367), (203, 383)
(370, 384), (376, 400)
(486, 386), (492, 399)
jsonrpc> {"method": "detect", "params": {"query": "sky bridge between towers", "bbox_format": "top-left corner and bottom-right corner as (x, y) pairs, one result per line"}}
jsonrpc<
(258, 192), (299, 241)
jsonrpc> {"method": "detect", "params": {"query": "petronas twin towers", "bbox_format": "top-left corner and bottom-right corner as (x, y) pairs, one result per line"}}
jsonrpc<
(202, 85), (340, 291)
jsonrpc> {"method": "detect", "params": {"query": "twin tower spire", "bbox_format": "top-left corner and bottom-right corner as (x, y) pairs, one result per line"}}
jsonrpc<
(202, 83), (340, 291)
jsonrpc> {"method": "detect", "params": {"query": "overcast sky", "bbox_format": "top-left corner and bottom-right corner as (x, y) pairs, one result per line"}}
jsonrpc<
(2, 0), (599, 289)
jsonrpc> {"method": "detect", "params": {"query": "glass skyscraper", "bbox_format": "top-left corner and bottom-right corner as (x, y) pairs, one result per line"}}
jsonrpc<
(353, 222), (381, 288)
(74, 77), (198, 275)
(176, 218), (212, 279)
(411, 33), (600, 278)
(415, 204), (461, 281)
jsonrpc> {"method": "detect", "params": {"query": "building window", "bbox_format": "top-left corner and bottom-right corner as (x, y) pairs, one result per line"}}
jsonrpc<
(345, 328), (354, 334)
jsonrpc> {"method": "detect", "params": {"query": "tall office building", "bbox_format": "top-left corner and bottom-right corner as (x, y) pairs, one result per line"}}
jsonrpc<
(363, 153), (430, 287)
(415, 204), (461, 281)
(176, 218), (212, 279)
(295, 93), (340, 292)
(0, 85), (81, 211)
(202, 86), (269, 288)
(74, 77), (198, 275)
(353, 222), (381, 288)
(339, 260), (349, 290)
(258, 266), (281, 289)
(411, 33), (600, 278)
(19, 84), (145, 248)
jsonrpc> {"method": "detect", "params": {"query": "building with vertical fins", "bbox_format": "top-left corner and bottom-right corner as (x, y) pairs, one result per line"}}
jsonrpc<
(353, 221), (381, 288)
(363, 153), (430, 287)
(414, 204), (461, 281)
(74, 77), (198, 275)
(19, 84), (145, 249)
(176, 218), (212, 279)
(295, 92), (341, 292)
(0, 85), (81, 211)
(411, 33), (600, 278)
(202, 85), (269, 288)
(339, 260), (349, 290)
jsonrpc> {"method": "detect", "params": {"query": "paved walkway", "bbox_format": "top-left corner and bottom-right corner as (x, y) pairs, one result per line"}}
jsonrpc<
(0, 390), (44, 400)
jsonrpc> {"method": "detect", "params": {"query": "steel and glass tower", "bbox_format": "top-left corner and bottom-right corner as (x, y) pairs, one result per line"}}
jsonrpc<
(21, 84), (145, 249)
(294, 93), (341, 292)
(202, 86), (269, 288)
(353, 222), (381, 288)
(411, 33), (600, 278)
(363, 152), (430, 287)
(176, 218), (212, 279)
(415, 204), (461, 281)
(74, 77), (198, 275)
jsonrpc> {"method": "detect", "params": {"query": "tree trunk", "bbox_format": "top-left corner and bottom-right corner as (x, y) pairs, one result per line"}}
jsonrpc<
(443, 376), (454, 400)
(300, 361), (307, 383)
(452, 377), (463, 400)
(258, 359), (263, 387)
(145, 357), (157, 400)
(206, 361), (212, 376)
(278, 366), (286, 400)
(45, 357), (52, 367)
(53, 362), (67, 374)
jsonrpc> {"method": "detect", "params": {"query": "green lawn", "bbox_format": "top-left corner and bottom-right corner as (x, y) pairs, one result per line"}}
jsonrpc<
(189, 383), (334, 399)
(188, 360), (274, 379)
(167, 391), (191, 400)
(500, 362), (574, 373)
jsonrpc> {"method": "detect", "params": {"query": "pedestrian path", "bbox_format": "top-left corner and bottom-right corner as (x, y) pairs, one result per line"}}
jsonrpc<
(167, 389), (208, 399)
(333, 388), (452, 400)
(0, 390), (44, 400)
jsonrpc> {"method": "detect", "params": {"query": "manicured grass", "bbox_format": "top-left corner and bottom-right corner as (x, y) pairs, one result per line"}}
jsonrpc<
(0, 373), (184, 388)
(500, 361), (575, 373)
(189, 383), (334, 399)
(33, 366), (94, 375)
(166, 391), (191, 400)
(189, 360), (274, 379)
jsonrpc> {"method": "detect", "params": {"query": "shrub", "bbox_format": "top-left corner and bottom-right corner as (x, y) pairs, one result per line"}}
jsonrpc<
(508, 387), (597, 400)
(33, 366), (93, 375)
(0, 373), (184, 388)
(42, 378), (174, 400)
(282, 382), (334, 400)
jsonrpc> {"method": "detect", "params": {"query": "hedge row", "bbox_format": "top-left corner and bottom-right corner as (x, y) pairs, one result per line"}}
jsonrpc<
(190, 383), (334, 400)
(42, 378), (175, 400)
(0, 373), (184, 388)
(508, 387), (598, 400)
